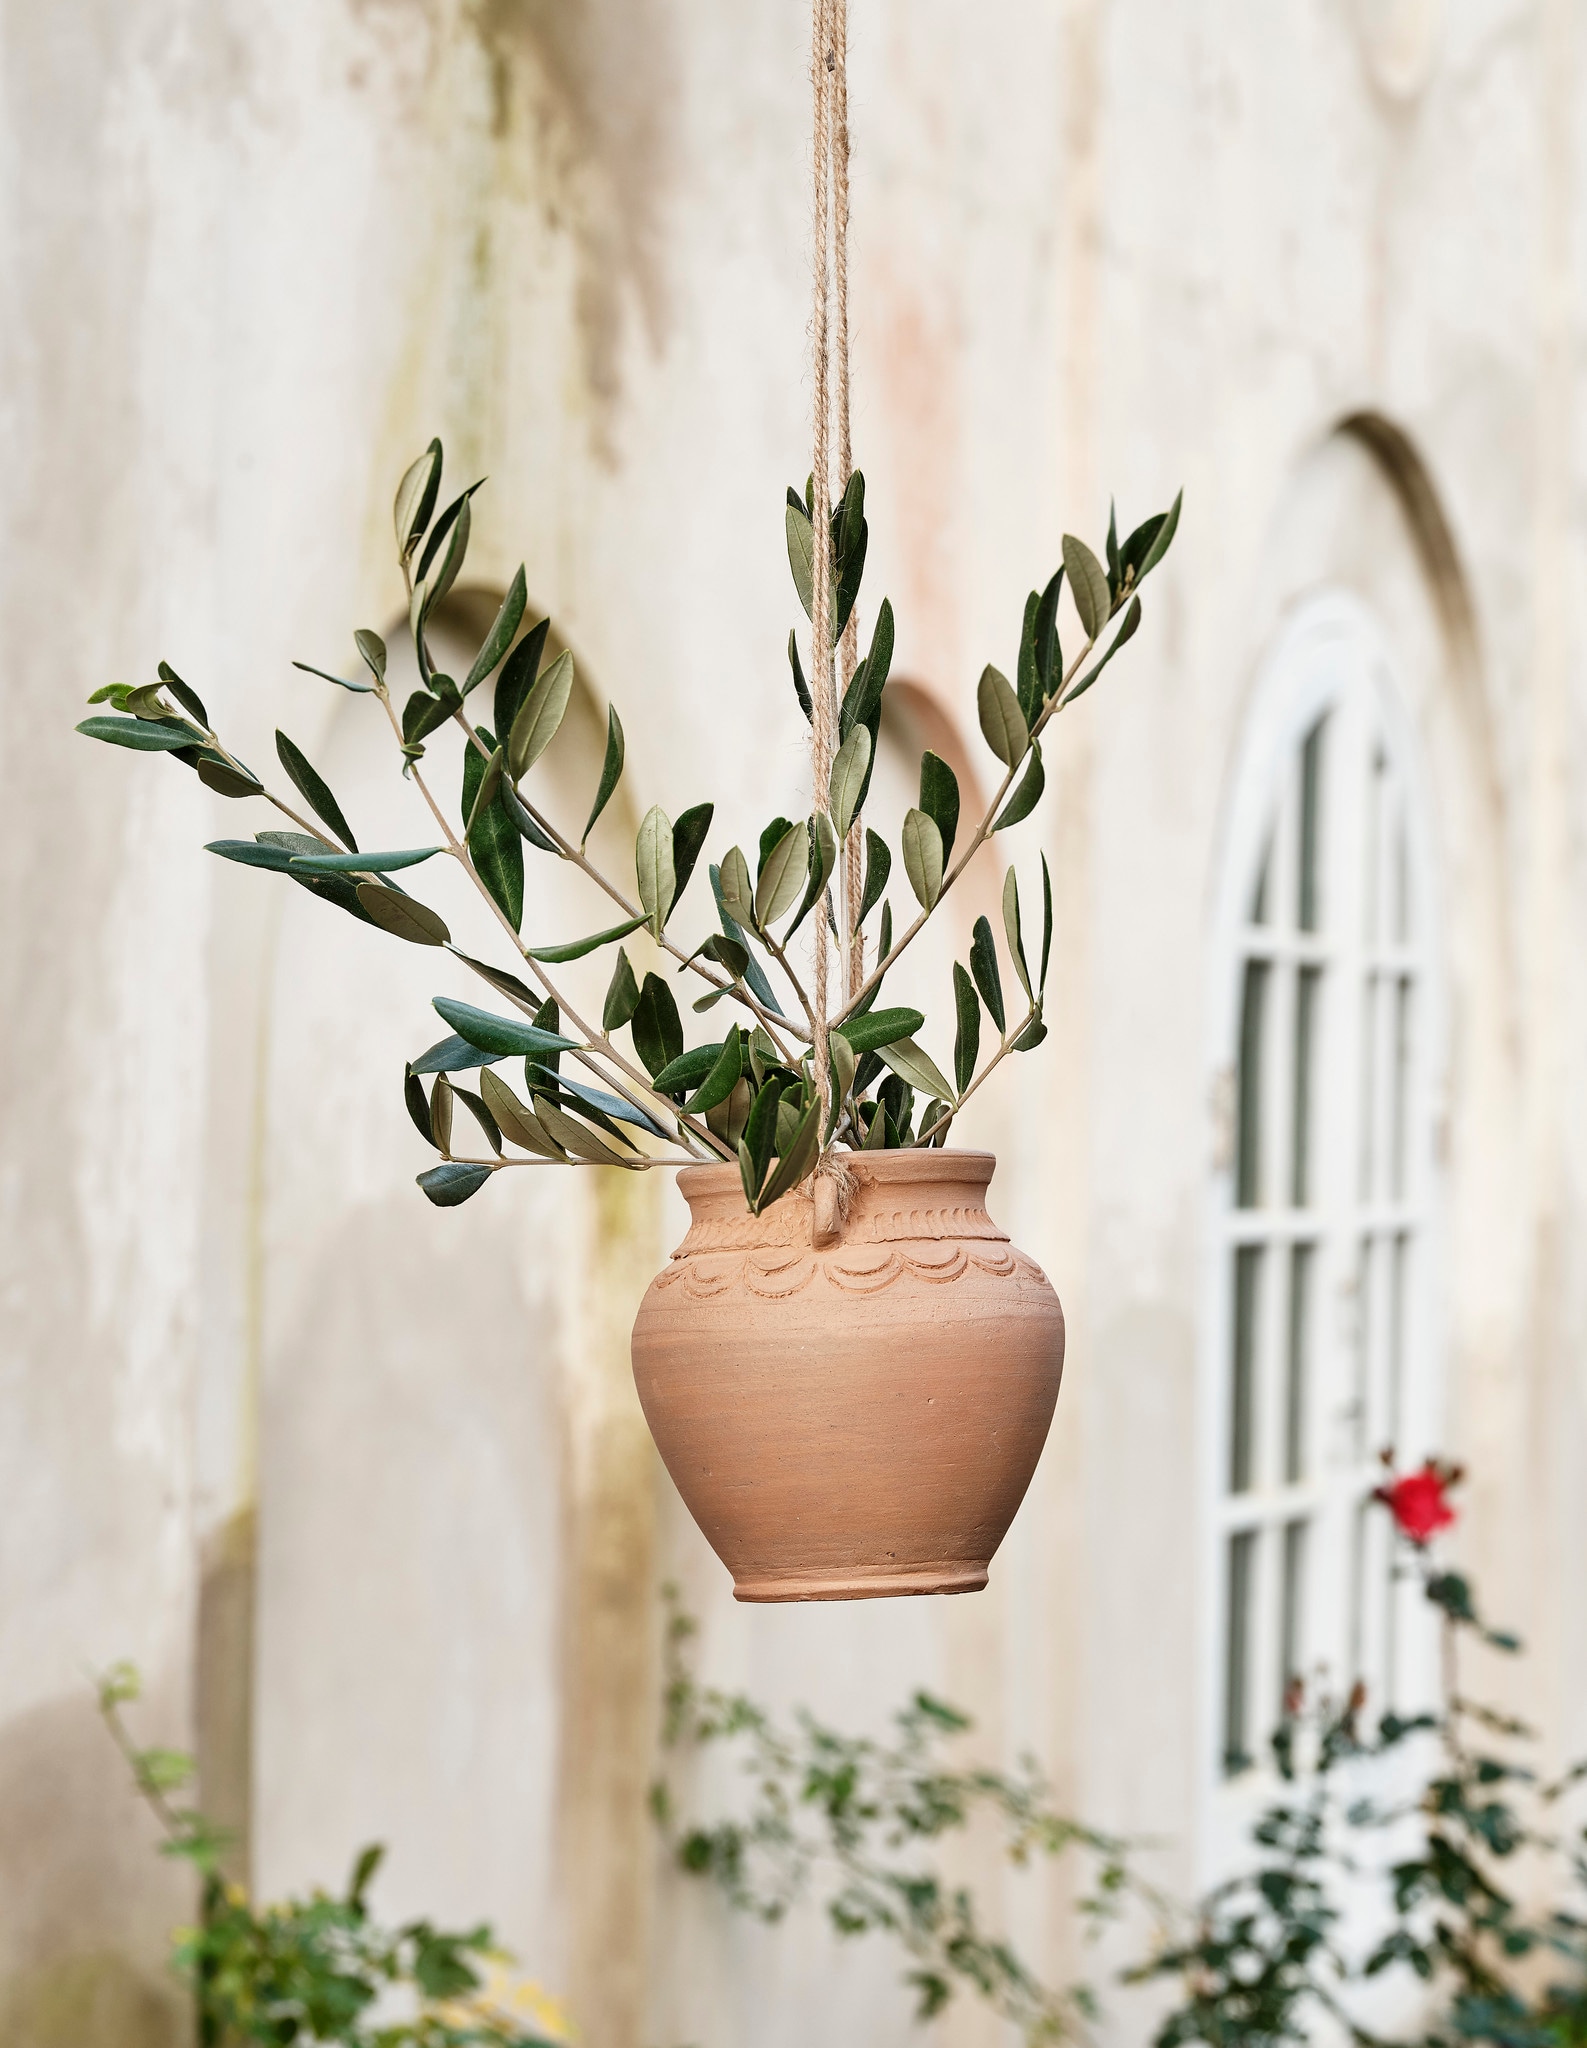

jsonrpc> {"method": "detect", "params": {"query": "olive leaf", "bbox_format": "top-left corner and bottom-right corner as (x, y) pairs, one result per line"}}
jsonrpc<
(355, 630), (387, 683)
(707, 1076), (753, 1151)
(531, 1100), (634, 1167)
(918, 752), (960, 864)
(407, 1034), (504, 1075)
(206, 838), (301, 871)
(755, 819), (808, 929)
(276, 732), (358, 850)
(603, 947), (641, 1031)
(417, 478), (483, 583)
(462, 567), (527, 696)
(77, 716), (201, 753)
(787, 810), (837, 938)
(290, 847), (442, 874)
(636, 805), (676, 940)
(717, 846), (755, 929)
(631, 973), (684, 1079)
(992, 741), (1044, 832)
(501, 784), (558, 854)
(738, 1075), (785, 1205)
(528, 913), (646, 964)
(494, 616), (550, 744)
(672, 804), (714, 907)
(829, 724), (872, 841)
(480, 1068), (566, 1159)
(431, 998), (578, 1058)
(194, 756), (263, 798)
(355, 884), (449, 945)
(683, 1028), (744, 1115)
(1017, 590), (1041, 725)
(976, 666), (1027, 768)
(454, 1085), (503, 1154)
(1040, 852), (1054, 996)
(788, 630), (813, 723)
(878, 1036), (955, 1104)
(404, 1067), (434, 1145)
(1062, 533), (1111, 640)
(507, 647), (574, 779)
(462, 729), (523, 930)
(1064, 595), (1141, 708)
(402, 676), (460, 747)
(833, 1006), (924, 1057)
(828, 1029), (857, 1136)
(651, 1042), (726, 1096)
(1033, 569), (1064, 701)
(953, 963), (981, 1095)
(901, 808), (944, 912)
(430, 1073), (455, 1156)
(970, 915), (1005, 1033)
(785, 501), (817, 621)
(582, 704), (625, 845)
(394, 439), (443, 559)
(839, 598), (894, 744)
(1003, 867), (1032, 999)
(417, 1161), (492, 1207)
(756, 1097), (820, 1212)
(859, 830), (891, 926)
(1013, 1015), (1048, 1052)
(1124, 489), (1182, 585)
(292, 657), (372, 695)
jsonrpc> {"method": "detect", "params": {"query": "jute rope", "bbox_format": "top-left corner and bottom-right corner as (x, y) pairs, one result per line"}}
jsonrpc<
(808, 0), (840, 1135)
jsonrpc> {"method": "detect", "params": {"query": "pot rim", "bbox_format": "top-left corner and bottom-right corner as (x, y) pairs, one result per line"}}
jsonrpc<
(675, 1146), (996, 1201)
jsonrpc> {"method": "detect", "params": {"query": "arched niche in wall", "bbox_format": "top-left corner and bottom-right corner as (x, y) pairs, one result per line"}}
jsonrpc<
(251, 586), (659, 2008)
(1195, 415), (1520, 1889)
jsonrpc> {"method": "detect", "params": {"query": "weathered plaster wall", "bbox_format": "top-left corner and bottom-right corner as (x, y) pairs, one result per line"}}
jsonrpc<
(4, 2), (1586, 2045)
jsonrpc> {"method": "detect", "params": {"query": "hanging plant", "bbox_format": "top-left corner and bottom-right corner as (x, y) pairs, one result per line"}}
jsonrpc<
(76, 0), (1179, 1600)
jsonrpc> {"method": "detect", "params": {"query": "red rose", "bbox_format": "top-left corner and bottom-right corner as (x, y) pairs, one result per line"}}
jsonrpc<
(1374, 1461), (1458, 1546)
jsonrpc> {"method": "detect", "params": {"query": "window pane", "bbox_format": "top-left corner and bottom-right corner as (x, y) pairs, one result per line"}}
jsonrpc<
(1352, 1236), (1374, 1463)
(1391, 976), (1413, 1199)
(1236, 961), (1269, 1208)
(1389, 1232), (1409, 1450)
(1285, 1244), (1312, 1482)
(1251, 835), (1273, 925)
(1223, 1529), (1257, 1776)
(1359, 973), (1378, 1199)
(1230, 1247), (1262, 1493)
(1280, 1518), (1308, 1709)
(1298, 718), (1325, 931)
(1291, 966), (1319, 1206)
(1393, 817), (1411, 942)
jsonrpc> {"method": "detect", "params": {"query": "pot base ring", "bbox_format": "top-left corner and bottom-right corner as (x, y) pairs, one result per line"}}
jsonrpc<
(733, 1564), (990, 1603)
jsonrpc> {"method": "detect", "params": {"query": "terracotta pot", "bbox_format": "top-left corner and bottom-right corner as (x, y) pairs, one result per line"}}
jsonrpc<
(630, 1150), (1064, 1602)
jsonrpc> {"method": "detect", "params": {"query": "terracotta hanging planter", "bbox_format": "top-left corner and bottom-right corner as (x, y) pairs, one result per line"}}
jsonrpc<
(631, 1149), (1063, 1601)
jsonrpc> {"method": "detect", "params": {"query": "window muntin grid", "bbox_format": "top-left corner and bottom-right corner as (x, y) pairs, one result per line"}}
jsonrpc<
(1209, 600), (1440, 1789)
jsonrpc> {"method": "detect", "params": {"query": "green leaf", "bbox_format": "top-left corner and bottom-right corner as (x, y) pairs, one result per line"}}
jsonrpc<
(1040, 853), (1053, 996)
(418, 477), (483, 582)
(785, 502), (816, 621)
(953, 963), (981, 1094)
(833, 1006), (925, 1057)
(828, 1029), (856, 1129)
(862, 1098), (889, 1148)
(507, 647), (575, 778)
(788, 809), (837, 937)
(833, 472), (868, 635)
(718, 846), (755, 929)
(463, 566), (527, 695)
(636, 804), (676, 939)
(455, 1083), (502, 1154)
(76, 716), (200, 752)
(1064, 594), (1141, 708)
(859, 830), (891, 926)
(290, 846), (443, 874)
(408, 1033), (503, 1075)
(879, 1037), (954, 1105)
(755, 819), (808, 928)
(582, 704), (626, 845)
(156, 662), (208, 728)
(1062, 533), (1111, 639)
(431, 998), (578, 1058)
(976, 665), (1028, 767)
(698, 932), (750, 980)
(651, 1042), (726, 1096)
(430, 1073), (455, 1154)
(462, 728), (523, 930)
(683, 1028), (744, 1115)
(992, 741), (1045, 831)
(740, 1074), (785, 1202)
(1017, 589), (1041, 724)
(603, 948), (641, 1031)
(292, 659), (373, 695)
(829, 724), (872, 841)
(402, 675), (461, 746)
(405, 1067), (435, 1144)
(672, 803), (714, 907)
(276, 731), (358, 850)
(970, 915), (1005, 1032)
(1013, 1015), (1048, 1052)
(447, 950), (542, 1013)
(1003, 868), (1031, 998)
(480, 1069), (566, 1158)
(1034, 570), (1063, 701)
(194, 755), (263, 798)
(418, 1161), (492, 1207)
(758, 815), (796, 874)
(537, 1098), (636, 1166)
(501, 783), (558, 853)
(756, 1097), (820, 1211)
(394, 438), (443, 558)
(788, 629), (813, 723)
(355, 883), (449, 945)
(918, 752), (960, 864)
(528, 913), (646, 963)
(355, 629), (387, 682)
(494, 616), (550, 743)
(1135, 488), (1182, 581)
(631, 973), (684, 1079)
(901, 808), (944, 911)
(840, 598), (894, 742)
(205, 838), (302, 870)
(427, 492), (472, 614)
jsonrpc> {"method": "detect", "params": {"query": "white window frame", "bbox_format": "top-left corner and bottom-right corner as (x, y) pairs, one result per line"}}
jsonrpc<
(1197, 590), (1447, 1879)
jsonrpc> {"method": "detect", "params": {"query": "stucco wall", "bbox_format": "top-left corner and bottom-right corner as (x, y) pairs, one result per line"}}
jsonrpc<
(4, 3), (1585, 2045)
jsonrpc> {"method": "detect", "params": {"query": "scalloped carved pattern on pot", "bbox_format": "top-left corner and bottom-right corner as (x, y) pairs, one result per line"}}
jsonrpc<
(652, 1236), (1040, 1300)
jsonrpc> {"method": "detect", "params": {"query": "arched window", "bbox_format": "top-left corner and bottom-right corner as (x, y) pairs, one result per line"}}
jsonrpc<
(1204, 592), (1445, 1805)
